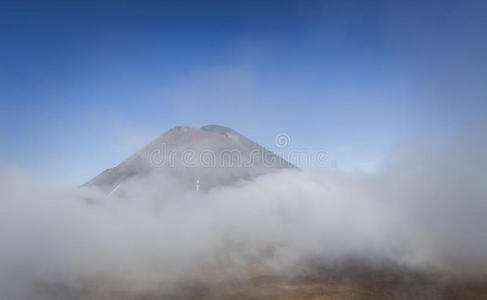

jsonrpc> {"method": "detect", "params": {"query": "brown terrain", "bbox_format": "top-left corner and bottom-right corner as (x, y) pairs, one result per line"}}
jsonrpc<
(32, 260), (487, 300)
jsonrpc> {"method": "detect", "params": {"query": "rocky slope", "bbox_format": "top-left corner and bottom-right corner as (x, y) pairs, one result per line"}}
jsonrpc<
(84, 125), (295, 192)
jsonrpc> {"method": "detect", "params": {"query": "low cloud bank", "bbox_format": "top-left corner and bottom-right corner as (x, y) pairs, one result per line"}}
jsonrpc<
(1, 121), (486, 299)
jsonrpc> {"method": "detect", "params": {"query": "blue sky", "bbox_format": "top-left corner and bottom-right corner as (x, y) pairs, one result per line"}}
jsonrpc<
(1, 0), (486, 183)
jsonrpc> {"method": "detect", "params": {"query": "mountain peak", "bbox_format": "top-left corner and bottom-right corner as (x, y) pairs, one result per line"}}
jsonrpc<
(85, 125), (295, 192)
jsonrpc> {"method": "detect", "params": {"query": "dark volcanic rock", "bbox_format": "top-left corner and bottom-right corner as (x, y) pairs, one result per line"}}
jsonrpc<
(84, 125), (295, 192)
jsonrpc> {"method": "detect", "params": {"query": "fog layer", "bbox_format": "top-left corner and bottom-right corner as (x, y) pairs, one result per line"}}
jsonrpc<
(1, 121), (486, 299)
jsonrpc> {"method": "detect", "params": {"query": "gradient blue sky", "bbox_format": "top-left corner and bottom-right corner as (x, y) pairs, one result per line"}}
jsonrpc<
(1, 0), (486, 183)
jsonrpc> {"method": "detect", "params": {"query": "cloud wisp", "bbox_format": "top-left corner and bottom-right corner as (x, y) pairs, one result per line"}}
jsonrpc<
(0, 121), (486, 299)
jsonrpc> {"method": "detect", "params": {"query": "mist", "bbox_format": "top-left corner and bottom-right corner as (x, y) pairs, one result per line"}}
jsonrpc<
(1, 121), (486, 299)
